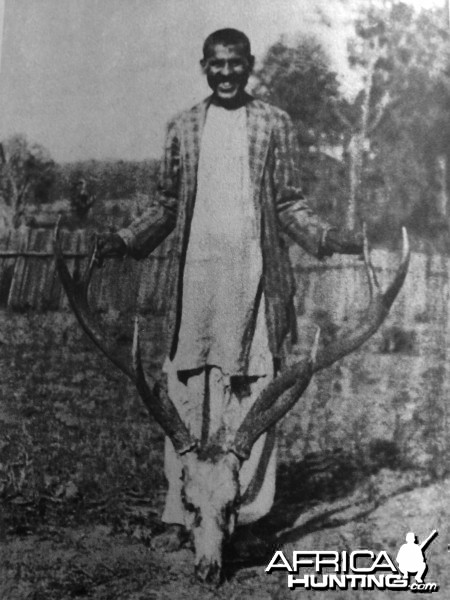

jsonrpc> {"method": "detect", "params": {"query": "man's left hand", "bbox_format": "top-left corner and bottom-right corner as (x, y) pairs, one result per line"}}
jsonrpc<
(322, 229), (364, 257)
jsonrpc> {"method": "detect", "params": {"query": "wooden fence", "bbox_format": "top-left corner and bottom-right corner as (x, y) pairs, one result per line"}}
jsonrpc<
(0, 227), (448, 339)
(0, 227), (172, 314)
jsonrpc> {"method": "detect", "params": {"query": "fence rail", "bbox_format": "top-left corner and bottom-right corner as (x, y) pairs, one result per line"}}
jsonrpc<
(0, 251), (89, 258)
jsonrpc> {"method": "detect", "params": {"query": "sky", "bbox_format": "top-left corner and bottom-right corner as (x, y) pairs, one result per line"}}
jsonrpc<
(0, 0), (445, 162)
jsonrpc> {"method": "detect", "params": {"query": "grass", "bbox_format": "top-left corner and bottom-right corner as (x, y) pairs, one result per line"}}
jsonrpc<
(0, 311), (166, 538)
(1, 308), (450, 599)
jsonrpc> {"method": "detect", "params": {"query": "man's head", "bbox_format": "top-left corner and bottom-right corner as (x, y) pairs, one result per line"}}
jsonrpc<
(200, 29), (255, 108)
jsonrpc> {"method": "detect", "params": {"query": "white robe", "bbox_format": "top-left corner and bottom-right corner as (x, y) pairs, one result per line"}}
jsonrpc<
(162, 104), (276, 525)
(171, 104), (270, 377)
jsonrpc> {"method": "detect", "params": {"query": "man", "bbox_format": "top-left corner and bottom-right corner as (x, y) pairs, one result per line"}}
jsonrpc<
(97, 28), (362, 550)
(71, 179), (95, 220)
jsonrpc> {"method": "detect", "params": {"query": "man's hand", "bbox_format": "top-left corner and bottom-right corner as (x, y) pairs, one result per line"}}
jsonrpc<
(95, 233), (127, 260)
(321, 229), (364, 257)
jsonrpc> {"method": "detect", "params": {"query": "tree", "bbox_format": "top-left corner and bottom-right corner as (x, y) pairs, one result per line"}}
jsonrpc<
(324, 2), (419, 231)
(252, 2), (450, 248)
(321, 1), (450, 245)
(357, 2), (450, 245)
(0, 134), (55, 228)
(252, 3), (450, 247)
(252, 35), (344, 204)
(332, 6), (392, 229)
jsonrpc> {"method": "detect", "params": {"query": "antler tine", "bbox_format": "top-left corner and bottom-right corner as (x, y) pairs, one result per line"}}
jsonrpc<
(310, 326), (320, 363)
(81, 234), (100, 295)
(53, 220), (133, 379)
(132, 318), (197, 455)
(381, 226), (409, 310)
(362, 222), (377, 297)
(231, 229), (410, 461)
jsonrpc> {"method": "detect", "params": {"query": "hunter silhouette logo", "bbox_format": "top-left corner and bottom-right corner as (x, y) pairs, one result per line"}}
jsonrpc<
(396, 530), (437, 583)
(266, 530), (440, 593)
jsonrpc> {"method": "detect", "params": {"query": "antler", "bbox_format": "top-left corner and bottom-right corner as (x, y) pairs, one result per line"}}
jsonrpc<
(132, 320), (197, 454)
(231, 227), (410, 460)
(53, 222), (196, 455)
(53, 220), (133, 378)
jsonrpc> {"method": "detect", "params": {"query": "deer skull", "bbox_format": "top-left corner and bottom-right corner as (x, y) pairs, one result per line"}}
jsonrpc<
(181, 450), (240, 582)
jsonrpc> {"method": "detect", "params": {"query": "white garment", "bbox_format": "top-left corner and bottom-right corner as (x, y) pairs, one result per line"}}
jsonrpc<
(172, 104), (267, 376)
(163, 312), (276, 526)
(162, 105), (276, 525)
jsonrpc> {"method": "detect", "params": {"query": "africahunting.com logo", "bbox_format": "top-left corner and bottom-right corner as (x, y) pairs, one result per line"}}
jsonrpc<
(266, 530), (439, 593)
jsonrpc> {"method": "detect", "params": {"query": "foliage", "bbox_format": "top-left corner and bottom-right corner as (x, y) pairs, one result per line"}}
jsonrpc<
(51, 158), (160, 204)
(0, 140), (160, 229)
(252, 2), (450, 250)
(252, 35), (345, 201)
(253, 35), (342, 140)
(355, 3), (450, 247)
(0, 134), (56, 227)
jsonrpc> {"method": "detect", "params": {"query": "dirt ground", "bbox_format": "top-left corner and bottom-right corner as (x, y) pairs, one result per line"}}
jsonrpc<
(1, 310), (450, 599)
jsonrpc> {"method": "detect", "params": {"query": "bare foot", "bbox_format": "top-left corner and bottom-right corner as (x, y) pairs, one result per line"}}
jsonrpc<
(152, 524), (191, 552)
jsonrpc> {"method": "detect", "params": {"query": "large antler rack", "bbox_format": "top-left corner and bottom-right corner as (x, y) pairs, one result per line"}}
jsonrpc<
(53, 222), (197, 455)
(231, 228), (410, 461)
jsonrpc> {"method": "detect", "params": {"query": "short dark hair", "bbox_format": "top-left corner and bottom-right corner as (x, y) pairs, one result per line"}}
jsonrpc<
(202, 28), (252, 59)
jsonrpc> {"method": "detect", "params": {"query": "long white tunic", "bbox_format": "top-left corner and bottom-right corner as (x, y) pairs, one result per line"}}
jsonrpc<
(171, 104), (270, 376)
(162, 105), (276, 527)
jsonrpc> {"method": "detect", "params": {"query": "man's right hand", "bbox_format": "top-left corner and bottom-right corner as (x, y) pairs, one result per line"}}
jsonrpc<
(95, 233), (127, 259)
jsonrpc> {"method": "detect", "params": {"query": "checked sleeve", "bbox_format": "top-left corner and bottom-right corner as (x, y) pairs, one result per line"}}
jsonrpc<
(119, 120), (180, 259)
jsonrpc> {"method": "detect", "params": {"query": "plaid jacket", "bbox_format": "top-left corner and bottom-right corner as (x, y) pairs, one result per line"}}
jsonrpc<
(120, 94), (331, 364)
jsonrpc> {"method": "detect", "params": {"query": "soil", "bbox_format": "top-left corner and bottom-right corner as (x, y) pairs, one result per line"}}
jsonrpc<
(1, 310), (449, 599)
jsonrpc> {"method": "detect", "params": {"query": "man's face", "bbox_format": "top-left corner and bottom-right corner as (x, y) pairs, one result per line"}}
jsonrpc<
(201, 43), (254, 106)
